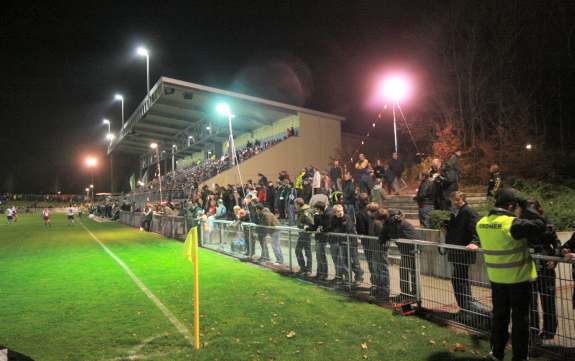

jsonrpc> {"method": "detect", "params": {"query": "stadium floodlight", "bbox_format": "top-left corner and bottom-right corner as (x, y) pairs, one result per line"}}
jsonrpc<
(136, 46), (150, 97)
(136, 47), (149, 57)
(150, 142), (158, 149)
(376, 73), (413, 154)
(526, 143), (533, 150)
(216, 103), (231, 117)
(380, 75), (410, 102)
(106, 133), (115, 141)
(102, 118), (111, 135)
(85, 187), (89, 192)
(114, 94), (125, 127)
(85, 157), (97, 167)
(206, 126), (211, 131)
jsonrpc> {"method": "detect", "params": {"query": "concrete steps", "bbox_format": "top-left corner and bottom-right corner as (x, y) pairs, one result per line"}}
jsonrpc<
(379, 193), (489, 222)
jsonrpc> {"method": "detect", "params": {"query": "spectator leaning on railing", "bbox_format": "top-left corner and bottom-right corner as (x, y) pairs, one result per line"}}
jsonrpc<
(294, 197), (314, 275)
(443, 191), (487, 322)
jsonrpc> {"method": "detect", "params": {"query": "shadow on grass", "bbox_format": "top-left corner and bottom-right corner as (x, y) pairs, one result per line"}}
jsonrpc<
(426, 351), (485, 360)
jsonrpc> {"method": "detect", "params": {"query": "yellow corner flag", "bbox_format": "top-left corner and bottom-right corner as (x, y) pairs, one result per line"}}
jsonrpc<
(183, 226), (201, 350)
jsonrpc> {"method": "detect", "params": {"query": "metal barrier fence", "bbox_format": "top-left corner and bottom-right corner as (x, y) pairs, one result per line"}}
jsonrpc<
(202, 220), (575, 358)
(117, 213), (575, 357)
(119, 211), (190, 240)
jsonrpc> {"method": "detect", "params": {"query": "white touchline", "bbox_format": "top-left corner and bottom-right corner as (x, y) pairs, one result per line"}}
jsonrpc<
(79, 221), (194, 346)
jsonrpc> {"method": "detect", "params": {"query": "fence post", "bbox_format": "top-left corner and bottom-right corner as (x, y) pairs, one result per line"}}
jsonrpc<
(414, 244), (422, 308)
(219, 223), (223, 250)
(346, 234), (352, 292)
(288, 228), (293, 273)
(247, 225), (252, 259)
(171, 217), (175, 239)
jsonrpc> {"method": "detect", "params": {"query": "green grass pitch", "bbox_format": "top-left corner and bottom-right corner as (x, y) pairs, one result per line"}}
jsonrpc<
(0, 214), (492, 360)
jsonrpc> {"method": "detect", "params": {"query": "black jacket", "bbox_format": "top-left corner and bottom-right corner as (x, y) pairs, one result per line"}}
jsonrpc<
(342, 179), (356, 204)
(381, 217), (417, 254)
(414, 178), (436, 206)
(389, 159), (404, 178)
(445, 203), (479, 264)
(327, 213), (356, 235)
(355, 205), (371, 236)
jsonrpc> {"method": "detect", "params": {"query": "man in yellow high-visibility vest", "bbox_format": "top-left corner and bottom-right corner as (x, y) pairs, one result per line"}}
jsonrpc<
(470, 188), (545, 361)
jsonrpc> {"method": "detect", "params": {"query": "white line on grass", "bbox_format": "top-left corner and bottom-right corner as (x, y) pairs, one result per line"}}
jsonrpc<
(78, 221), (195, 347)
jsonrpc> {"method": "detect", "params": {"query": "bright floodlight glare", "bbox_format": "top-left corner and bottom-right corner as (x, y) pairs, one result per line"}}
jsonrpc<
(137, 47), (149, 56)
(526, 143), (533, 150)
(216, 103), (231, 116)
(106, 133), (115, 140)
(102, 118), (110, 125)
(114, 94), (123, 101)
(90, 184), (94, 188)
(85, 188), (89, 192)
(381, 75), (410, 102)
(150, 142), (158, 149)
(85, 157), (97, 167)
(206, 126), (211, 130)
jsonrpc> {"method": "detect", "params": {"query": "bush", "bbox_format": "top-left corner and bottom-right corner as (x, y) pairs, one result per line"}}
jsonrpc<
(511, 179), (575, 231)
(428, 210), (451, 230)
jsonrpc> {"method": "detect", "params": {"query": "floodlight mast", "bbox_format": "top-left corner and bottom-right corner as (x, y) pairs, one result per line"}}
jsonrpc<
(114, 94), (125, 128)
(85, 157), (97, 202)
(380, 75), (410, 154)
(137, 47), (150, 98)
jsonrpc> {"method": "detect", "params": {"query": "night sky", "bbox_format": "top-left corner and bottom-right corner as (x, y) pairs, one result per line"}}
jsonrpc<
(1, 1), (573, 193)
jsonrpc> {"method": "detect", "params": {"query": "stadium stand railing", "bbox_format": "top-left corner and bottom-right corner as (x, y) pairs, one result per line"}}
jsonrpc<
(117, 212), (575, 358)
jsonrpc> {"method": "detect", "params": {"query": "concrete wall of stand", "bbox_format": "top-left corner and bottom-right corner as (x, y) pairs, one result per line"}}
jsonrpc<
(199, 112), (342, 186)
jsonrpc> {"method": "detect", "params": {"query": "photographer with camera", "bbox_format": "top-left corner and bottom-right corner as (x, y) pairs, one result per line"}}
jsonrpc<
(522, 199), (561, 342)
(473, 188), (546, 361)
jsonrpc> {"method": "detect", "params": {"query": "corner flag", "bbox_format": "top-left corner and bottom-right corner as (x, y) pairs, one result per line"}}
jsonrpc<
(183, 226), (201, 350)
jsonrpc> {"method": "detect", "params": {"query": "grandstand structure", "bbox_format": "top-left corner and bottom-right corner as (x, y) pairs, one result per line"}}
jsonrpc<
(108, 77), (344, 193)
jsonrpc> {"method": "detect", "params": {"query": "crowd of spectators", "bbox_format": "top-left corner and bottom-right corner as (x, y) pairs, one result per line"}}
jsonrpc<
(141, 130), (296, 194)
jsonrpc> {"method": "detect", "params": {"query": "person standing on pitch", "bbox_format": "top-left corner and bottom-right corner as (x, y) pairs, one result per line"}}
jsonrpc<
(42, 208), (51, 227)
(294, 197), (314, 275)
(67, 205), (75, 225)
(6, 206), (14, 224)
(472, 188), (546, 361)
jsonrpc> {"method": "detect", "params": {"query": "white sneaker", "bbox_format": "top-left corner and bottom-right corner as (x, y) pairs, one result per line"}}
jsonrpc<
(487, 352), (502, 361)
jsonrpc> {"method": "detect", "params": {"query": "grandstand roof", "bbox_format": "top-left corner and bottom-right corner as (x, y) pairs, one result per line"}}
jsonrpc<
(108, 77), (344, 156)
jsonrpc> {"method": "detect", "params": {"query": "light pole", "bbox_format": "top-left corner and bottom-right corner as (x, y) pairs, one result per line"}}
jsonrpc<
(85, 187), (90, 201)
(150, 142), (162, 204)
(85, 157), (97, 202)
(171, 144), (177, 176)
(114, 94), (125, 128)
(137, 47), (150, 97)
(380, 74), (410, 154)
(103, 118), (111, 134)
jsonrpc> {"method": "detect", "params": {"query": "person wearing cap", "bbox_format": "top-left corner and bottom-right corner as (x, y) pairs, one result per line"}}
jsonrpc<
(472, 188), (546, 361)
